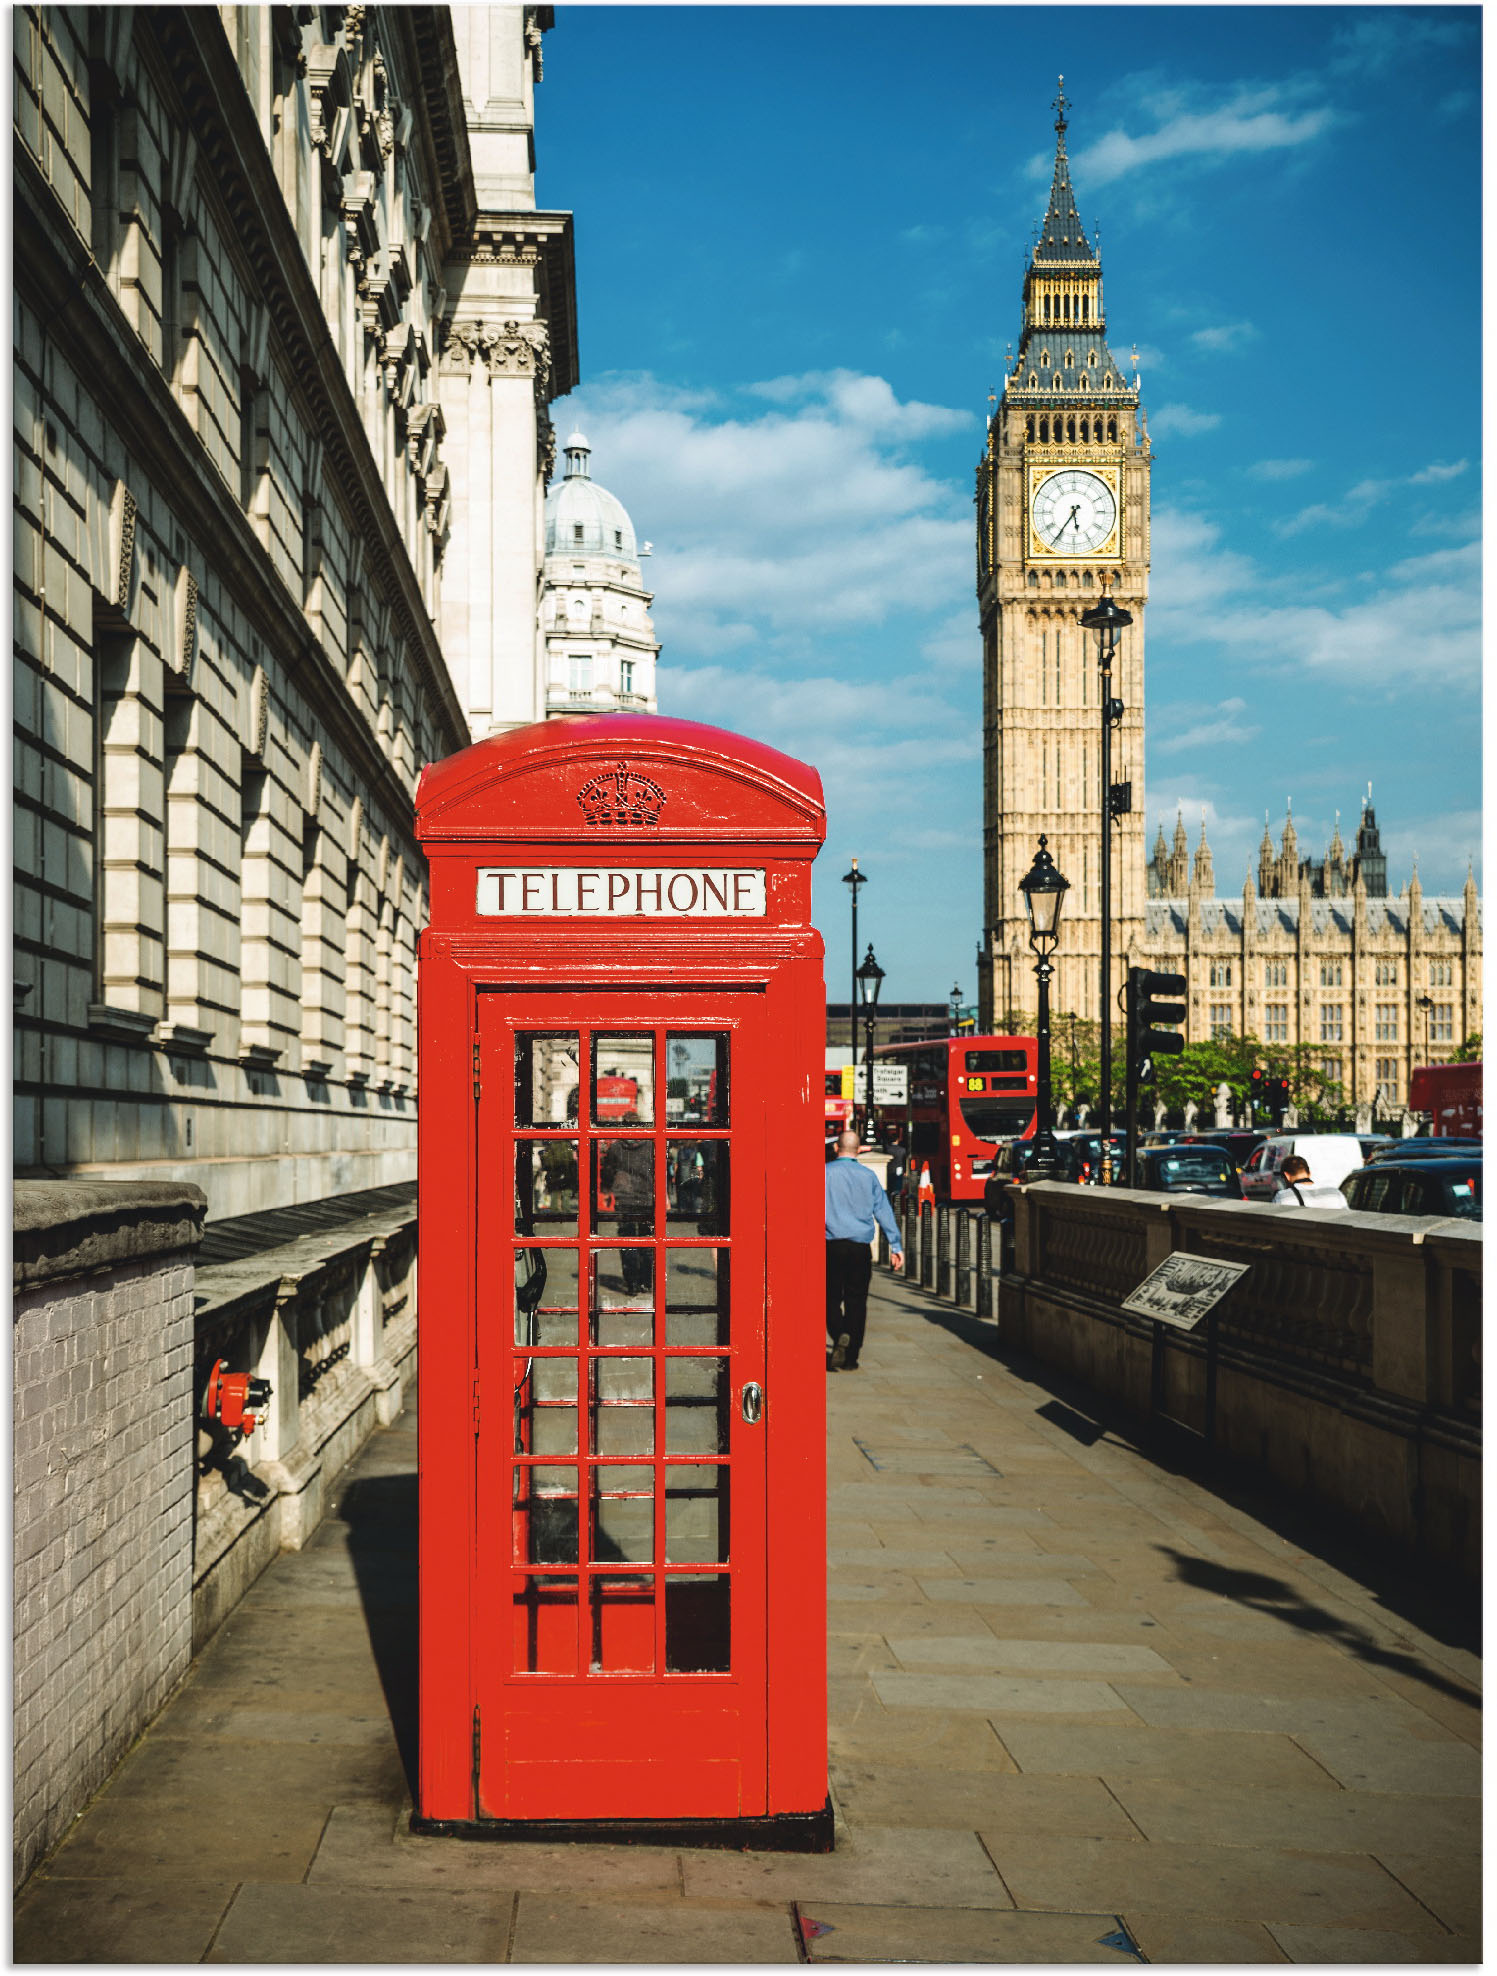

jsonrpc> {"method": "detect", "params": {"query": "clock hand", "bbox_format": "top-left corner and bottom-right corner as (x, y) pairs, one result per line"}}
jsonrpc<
(1049, 507), (1081, 546)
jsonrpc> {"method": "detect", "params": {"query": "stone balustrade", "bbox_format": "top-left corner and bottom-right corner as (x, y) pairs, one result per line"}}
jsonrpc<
(1001, 1183), (1481, 1577)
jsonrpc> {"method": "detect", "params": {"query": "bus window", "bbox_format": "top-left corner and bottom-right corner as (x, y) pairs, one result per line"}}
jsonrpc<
(958, 1096), (1038, 1143)
(965, 1049), (1029, 1074)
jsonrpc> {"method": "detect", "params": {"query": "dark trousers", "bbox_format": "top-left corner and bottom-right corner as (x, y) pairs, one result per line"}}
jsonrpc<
(826, 1239), (873, 1365)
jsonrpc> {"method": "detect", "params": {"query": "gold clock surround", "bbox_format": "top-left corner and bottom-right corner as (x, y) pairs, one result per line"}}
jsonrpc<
(1025, 453), (1122, 564)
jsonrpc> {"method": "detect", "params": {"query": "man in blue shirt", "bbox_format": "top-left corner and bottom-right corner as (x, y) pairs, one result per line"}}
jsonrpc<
(825, 1131), (904, 1371)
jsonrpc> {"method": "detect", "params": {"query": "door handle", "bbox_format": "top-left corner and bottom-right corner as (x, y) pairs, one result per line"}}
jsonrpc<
(741, 1381), (763, 1425)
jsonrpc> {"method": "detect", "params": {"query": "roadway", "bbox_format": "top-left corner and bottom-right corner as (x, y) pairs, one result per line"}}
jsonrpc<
(14, 1268), (1480, 1963)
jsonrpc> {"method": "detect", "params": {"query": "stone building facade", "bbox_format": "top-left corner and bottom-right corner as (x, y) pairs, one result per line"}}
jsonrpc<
(540, 432), (660, 717)
(978, 92), (1481, 1111)
(13, 6), (576, 1220)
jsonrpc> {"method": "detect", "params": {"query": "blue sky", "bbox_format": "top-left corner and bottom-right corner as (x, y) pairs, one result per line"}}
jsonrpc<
(538, 5), (1482, 1004)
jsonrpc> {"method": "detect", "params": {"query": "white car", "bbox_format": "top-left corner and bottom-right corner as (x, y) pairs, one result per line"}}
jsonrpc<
(1240, 1133), (1366, 1203)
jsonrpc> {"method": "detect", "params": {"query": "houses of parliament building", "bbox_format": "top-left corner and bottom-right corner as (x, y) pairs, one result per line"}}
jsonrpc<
(976, 89), (1481, 1117)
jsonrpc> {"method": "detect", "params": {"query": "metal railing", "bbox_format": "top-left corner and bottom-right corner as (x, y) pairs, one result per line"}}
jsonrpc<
(898, 1188), (997, 1320)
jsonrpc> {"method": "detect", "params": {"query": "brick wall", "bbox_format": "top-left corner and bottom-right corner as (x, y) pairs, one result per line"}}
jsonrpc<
(12, 1182), (206, 1884)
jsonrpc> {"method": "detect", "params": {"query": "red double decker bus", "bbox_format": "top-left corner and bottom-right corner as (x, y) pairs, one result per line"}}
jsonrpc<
(876, 1035), (1038, 1202)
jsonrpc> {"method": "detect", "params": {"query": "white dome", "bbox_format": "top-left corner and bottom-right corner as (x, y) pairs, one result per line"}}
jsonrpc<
(545, 433), (639, 562)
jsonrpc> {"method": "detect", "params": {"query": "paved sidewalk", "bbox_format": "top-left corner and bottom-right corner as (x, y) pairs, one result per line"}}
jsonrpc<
(15, 1270), (1481, 1963)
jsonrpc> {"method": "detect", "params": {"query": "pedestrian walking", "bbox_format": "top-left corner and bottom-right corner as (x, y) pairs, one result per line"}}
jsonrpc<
(825, 1130), (903, 1370)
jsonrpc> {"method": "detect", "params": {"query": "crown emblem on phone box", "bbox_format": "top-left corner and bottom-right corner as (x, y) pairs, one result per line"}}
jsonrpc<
(577, 761), (667, 829)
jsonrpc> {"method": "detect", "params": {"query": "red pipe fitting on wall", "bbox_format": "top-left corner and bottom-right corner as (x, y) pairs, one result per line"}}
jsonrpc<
(204, 1361), (272, 1437)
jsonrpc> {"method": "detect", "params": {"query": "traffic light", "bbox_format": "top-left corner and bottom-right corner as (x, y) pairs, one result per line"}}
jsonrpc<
(1267, 1076), (1291, 1122)
(1126, 968), (1187, 1083)
(1249, 1066), (1265, 1118)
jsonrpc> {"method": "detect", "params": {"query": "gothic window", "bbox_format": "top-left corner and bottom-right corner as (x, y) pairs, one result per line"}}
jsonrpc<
(1319, 960), (1343, 987)
(1067, 416), (1076, 442)
(1043, 294), (1051, 320)
(1432, 1004), (1454, 1042)
(1082, 570), (1094, 587)
(1375, 1056), (1399, 1099)
(1429, 959), (1453, 986)
(1374, 1005), (1398, 1041)
(1029, 373), (1038, 389)
(1064, 351), (1074, 368)
(1320, 1005), (1343, 1043)
(1054, 571), (1067, 589)
(1040, 351), (1050, 367)
(1374, 959), (1398, 985)
(1053, 376), (1063, 392)
(1027, 570), (1039, 587)
(1107, 417), (1117, 441)
(1210, 1004), (1233, 1039)
(1089, 350), (1098, 368)
(1079, 418), (1089, 442)
(1039, 416), (1049, 442)
(1209, 961), (1233, 987)
(1081, 296), (1089, 321)
(1264, 960), (1287, 987)
(1265, 1004), (1289, 1042)
(1026, 415), (1035, 440)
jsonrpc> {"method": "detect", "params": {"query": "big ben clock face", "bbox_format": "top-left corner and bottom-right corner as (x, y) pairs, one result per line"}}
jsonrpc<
(1029, 468), (1119, 558)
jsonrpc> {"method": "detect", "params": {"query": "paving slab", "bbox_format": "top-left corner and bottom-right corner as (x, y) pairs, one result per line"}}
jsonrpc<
(827, 1708), (1017, 1772)
(1111, 1684), (1457, 1741)
(509, 1895), (800, 1965)
(206, 1882), (516, 1963)
(13, 1875), (237, 1963)
(889, 1636), (1174, 1678)
(797, 1903), (1142, 1963)
(38, 1796), (332, 1883)
(1111, 1778), (1482, 1857)
(681, 1825), (1014, 1909)
(1265, 1922), (1478, 1963)
(308, 1804), (685, 1893)
(980, 1831), (1439, 1929)
(994, 1721), (1338, 1789)
(1373, 1852), (1483, 1936)
(1291, 1730), (1483, 1795)
(875, 1671), (1128, 1716)
(916, 1577), (1092, 1607)
(1120, 1913), (1288, 1963)
(830, 1765), (1138, 1838)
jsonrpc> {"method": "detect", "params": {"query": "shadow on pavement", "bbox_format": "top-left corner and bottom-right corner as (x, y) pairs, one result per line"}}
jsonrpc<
(339, 1470), (419, 1795)
(1157, 1546), (1482, 1707)
(904, 1293), (1481, 1658)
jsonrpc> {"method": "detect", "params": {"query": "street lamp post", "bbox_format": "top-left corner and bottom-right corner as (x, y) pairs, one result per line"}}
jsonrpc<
(1079, 577), (1133, 1140)
(841, 858), (867, 1081)
(1018, 836), (1071, 1181)
(949, 981), (962, 1037)
(856, 945), (885, 1146)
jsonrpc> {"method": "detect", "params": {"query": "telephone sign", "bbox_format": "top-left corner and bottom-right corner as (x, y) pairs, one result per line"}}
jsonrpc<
(414, 714), (832, 1849)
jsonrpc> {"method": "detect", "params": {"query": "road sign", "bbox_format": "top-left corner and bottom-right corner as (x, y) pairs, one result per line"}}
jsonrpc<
(842, 1064), (909, 1105)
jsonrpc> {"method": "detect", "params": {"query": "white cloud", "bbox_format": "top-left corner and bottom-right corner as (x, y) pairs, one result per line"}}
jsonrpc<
(1155, 696), (1261, 755)
(555, 370), (981, 655)
(1410, 458), (1469, 485)
(1190, 321), (1257, 354)
(1073, 89), (1334, 188)
(1246, 458), (1314, 481)
(1151, 505), (1481, 692)
(1150, 404), (1221, 439)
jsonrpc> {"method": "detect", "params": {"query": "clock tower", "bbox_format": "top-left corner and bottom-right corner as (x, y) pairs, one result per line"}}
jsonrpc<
(977, 84), (1150, 1032)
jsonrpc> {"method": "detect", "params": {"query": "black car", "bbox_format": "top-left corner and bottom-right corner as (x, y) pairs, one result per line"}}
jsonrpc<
(1365, 1137), (1482, 1162)
(982, 1138), (1085, 1262)
(1178, 1130), (1266, 1172)
(1342, 1158), (1482, 1220)
(1058, 1131), (1127, 1184)
(1130, 1144), (1243, 1199)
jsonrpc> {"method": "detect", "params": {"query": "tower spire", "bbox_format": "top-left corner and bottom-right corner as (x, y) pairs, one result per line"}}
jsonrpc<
(1053, 74), (1069, 150)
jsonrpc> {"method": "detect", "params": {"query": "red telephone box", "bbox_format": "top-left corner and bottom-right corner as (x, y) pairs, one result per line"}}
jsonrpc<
(413, 713), (831, 1848)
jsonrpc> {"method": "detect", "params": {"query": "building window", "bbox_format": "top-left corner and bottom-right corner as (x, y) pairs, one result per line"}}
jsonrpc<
(1374, 1005), (1398, 1042)
(1040, 351), (1050, 367)
(1320, 1005), (1343, 1043)
(1039, 416), (1049, 442)
(1107, 417), (1117, 441)
(569, 654), (593, 696)
(1209, 1004), (1233, 1039)
(1374, 959), (1398, 985)
(613, 530), (622, 548)
(1028, 373), (1037, 389)
(1320, 1056), (1341, 1084)
(1375, 1056), (1400, 1100)
(1209, 960), (1232, 987)
(1064, 351), (1074, 368)
(1264, 960), (1287, 987)
(1089, 350), (1098, 368)
(619, 660), (635, 695)
(1432, 1004), (1454, 1043)
(1319, 960), (1342, 987)
(1429, 959), (1453, 986)
(1026, 415), (1035, 440)
(573, 524), (584, 543)
(1027, 569), (1039, 588)
(1265, 1004), (1289, 1043)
